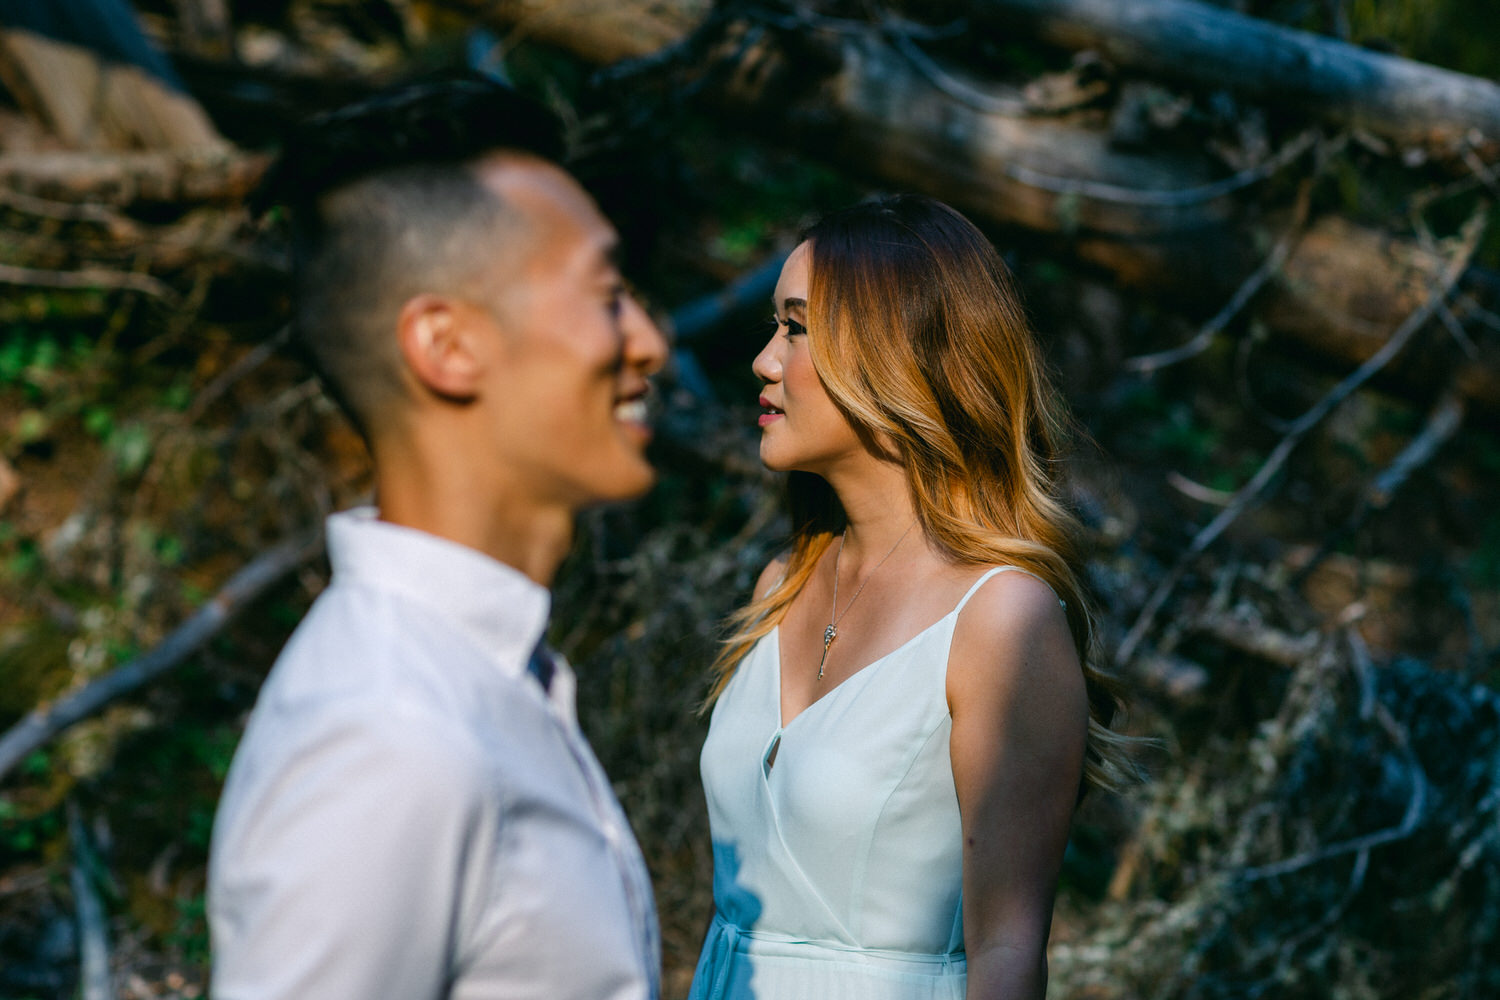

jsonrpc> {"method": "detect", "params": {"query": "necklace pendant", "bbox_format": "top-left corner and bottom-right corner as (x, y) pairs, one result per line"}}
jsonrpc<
(818, 623), (837, 680)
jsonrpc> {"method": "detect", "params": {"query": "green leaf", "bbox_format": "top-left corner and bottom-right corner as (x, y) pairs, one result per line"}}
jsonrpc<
(109, 423), (153, 475)
(14, 409), (48, 444)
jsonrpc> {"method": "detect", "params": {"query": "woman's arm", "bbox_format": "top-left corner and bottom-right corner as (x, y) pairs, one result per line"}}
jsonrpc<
(946, 571), (1089, 1000)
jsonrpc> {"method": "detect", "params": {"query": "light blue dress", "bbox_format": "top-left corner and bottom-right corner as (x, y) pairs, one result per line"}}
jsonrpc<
(692, 567), (1039, 1000)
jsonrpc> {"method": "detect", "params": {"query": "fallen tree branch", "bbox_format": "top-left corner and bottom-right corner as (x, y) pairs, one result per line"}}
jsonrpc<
(0, 527), (324, 783)
(0, 148), (267, 207)
(1125, 181), (1312, 373)
(1116, 204), (1488, 666)
(0, 186), (134, 226)
(67, 801), (112, 1000)
(1187, 608), (1321, 668)
(1368, 390), (1467, 509)
(881, 21), (1030, 117)
(0, 261), (179, 303)
(1287, 386), (1466, 593)
(999, 128), (1319, 208)
(668, 251), (786, 343)
(954, 0), (1500, 154)
(185, 326), (293, 421)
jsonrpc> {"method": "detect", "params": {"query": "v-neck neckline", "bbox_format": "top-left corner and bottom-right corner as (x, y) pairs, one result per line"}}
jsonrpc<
(772, 609), (958, 731)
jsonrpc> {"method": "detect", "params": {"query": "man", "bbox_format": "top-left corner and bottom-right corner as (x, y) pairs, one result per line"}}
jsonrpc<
(207, 76), (667, 1000)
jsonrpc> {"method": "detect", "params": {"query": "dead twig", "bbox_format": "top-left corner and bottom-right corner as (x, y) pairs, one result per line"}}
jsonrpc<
(882, 24), (1030, 117)
(1003, 129), (1319, 209)
(1290, 386), (1466, 590)
(185, 326), (293, 421)
(1367, 389), (1466, 509)
(1116, 204), (1488, 667)
(0, 262), (178, 304)
(1460, 144), (1500, 200)
(0, 528), (324, 783)
(0, 186), (135, 227)
(1125, 182), (1311, 374)
(1187, 608), (1320, 668)
(68, 801), (112, 1000)
(1434, 299), (1480, 357)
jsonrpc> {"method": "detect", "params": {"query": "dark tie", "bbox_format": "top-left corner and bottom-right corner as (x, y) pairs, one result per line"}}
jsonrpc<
(526, 642), (555, 693)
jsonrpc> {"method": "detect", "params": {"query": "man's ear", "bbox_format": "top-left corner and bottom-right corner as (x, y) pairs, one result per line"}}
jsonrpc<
(395, 294), (484, 401)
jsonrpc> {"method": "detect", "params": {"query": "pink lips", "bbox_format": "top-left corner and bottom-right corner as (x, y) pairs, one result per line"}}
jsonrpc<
(758, 395), (784, 428)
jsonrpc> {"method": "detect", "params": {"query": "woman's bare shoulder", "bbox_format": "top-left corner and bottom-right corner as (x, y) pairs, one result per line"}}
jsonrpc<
(752, 555), (790, 601)
(946, 567), (1082, 708)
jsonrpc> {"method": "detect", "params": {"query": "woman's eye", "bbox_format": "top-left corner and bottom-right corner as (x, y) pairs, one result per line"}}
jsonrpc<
(785, 318), (807, 338)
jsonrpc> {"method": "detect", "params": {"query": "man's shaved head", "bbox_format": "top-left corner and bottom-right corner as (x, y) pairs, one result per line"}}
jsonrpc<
(256, 76), (566, 439)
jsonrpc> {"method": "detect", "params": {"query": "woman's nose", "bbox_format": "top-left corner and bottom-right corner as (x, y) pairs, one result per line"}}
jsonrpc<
(751, 330), (782, 384)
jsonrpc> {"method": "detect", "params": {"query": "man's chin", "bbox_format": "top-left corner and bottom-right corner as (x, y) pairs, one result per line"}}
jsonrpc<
(582, 459), (657, 506)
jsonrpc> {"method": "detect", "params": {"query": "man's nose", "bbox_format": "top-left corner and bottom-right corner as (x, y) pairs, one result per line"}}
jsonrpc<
(623, 295), (668, 375)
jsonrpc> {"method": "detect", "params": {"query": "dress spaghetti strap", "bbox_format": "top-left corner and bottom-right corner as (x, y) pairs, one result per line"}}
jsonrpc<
(953, 565), (1067, 614)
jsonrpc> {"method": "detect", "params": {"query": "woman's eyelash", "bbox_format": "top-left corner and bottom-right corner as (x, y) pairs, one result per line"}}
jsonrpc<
(765, 314), (808, 337)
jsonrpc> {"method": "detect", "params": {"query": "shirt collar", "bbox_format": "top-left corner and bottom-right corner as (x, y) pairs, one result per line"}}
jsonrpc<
(324, 506), (551, 679)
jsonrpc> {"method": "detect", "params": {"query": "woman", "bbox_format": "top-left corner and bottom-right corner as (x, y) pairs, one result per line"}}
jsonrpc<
(690, 195), (1136, 1000)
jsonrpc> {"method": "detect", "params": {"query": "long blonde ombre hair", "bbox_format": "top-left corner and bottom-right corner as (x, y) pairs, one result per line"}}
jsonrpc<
(708, 195), (1137, 791)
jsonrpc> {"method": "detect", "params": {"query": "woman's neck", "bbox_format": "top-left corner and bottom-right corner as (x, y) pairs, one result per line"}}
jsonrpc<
(824, 457), (919, 565)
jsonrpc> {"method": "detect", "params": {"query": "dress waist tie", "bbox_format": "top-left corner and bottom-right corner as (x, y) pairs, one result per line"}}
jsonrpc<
(703, 913), (743, 1000)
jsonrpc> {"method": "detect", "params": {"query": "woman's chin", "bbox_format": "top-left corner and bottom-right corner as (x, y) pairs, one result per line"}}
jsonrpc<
(757, 442), (798, 473)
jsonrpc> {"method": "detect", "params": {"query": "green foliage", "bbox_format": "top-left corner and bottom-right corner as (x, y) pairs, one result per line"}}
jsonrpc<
(170, 891), (211, 966)
(0, 794), (60, 855)
(1469, 516), (1500, 588)
(108, 421), (153, 476)
(1347, 0), (1500, 79)
(0, 330), (90, 396)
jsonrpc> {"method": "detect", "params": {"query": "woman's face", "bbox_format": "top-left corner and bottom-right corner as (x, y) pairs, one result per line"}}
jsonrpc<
(752, 242), (863, 474)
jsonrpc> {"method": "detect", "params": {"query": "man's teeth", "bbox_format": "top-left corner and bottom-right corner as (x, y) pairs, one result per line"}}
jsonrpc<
(614, 398), (649, 423)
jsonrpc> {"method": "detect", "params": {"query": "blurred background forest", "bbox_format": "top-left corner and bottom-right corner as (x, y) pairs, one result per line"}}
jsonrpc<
(0, 0), (1498, 997)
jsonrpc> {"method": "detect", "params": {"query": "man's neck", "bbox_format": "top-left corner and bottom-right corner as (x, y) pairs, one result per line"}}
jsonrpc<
(372, 444), (574, 588)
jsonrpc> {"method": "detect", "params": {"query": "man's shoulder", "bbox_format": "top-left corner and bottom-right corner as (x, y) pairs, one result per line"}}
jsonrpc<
(266, 578), (502, 705)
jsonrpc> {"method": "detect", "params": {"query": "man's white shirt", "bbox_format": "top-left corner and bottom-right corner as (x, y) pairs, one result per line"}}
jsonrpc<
(208, 507), (660, 1000)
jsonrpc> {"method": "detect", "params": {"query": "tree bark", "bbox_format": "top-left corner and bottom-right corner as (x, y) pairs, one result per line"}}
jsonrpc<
(946, 0), (1500, 157)
(458, 0), (1500, 158)
(0, 148), (268, 206)
(0, 20), (226, 151)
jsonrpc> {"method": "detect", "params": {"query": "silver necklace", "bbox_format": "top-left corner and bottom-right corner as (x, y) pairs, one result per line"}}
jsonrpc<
(818, 520), (917, 680)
